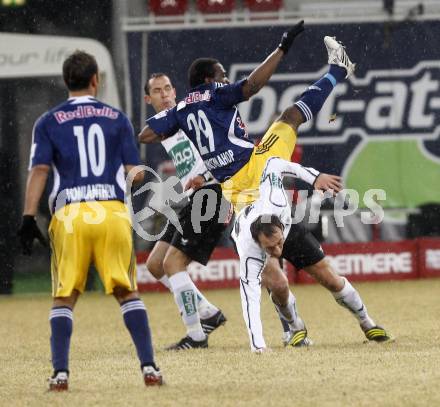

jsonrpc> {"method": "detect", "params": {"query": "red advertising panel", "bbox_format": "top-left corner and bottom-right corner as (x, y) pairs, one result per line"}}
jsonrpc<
(417, 238), (440, 278)
(137, 239), (440, 292)
(295, 240), (419, 284)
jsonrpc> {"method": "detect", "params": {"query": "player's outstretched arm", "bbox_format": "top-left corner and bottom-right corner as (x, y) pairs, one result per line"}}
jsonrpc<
(263, 157), (343, 195)
(138, 125), (163, 144)
(242, 20), (305, 100)
(284, 161), (342, 194)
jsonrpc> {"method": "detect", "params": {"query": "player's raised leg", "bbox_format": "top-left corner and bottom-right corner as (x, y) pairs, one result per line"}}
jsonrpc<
(293, 36), (355, 123)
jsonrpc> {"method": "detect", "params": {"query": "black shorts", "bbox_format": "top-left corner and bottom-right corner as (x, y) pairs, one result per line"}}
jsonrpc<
(281, 222), (325, 270)
(159, 184), (232, 266)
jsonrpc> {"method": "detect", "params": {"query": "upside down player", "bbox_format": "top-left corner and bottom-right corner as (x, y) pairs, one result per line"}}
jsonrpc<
(232, 157), (391, 351)
(139, 23), (390, 347)
(143, 73), (310, 349)
(18, 51), (162, 389)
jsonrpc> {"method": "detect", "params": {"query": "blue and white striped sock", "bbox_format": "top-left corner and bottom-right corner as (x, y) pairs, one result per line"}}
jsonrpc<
(121, 299), (155, 367)
(295, 64), (346, 122)
(49, 306), (73, 373)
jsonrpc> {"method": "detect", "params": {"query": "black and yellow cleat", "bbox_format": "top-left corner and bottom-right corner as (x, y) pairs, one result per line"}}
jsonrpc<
(285, 329), (313, 347)
(363, 326), (392, 342)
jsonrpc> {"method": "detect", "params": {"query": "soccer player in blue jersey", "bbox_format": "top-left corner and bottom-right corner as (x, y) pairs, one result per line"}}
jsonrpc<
(139, 24), (353, 210)
(18, 51), (162, 390)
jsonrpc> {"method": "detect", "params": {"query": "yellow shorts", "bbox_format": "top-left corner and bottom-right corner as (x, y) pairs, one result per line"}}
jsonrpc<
(48, 200), (137, 297)
(221, 121), (297, 211)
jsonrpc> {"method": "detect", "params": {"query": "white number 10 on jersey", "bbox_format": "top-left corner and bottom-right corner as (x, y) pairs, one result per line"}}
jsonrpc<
(73, 124), (106, 177)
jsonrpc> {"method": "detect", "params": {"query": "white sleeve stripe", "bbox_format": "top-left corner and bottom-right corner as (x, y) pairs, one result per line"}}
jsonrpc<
(295, 101), (313, 121)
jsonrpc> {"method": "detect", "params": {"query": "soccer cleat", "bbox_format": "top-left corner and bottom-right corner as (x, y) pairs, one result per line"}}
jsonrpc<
(363, 325), (392, 342)
(142, 365), (163, 386)
(284, 329), (313, 347)
(324, 36), (356, 78)
(48, 371), (68, 392)
(200, 310), (227, 335)
(165, 335), (208, 351)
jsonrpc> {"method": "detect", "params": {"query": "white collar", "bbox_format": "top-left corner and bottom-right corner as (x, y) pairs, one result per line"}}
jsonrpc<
(68, 95), (97, 104)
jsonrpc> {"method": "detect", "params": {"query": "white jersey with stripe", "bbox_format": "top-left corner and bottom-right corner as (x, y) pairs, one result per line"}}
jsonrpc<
(231, 157), (319, 351)
(161, 130), (212, 189)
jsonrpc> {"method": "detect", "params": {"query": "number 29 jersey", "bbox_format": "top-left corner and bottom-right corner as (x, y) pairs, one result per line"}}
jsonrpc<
(146, 80), (255, 182)
(29, 96), (141, 213)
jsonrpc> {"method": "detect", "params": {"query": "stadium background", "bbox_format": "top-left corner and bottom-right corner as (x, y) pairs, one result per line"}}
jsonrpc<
(1, 0), (439, 294)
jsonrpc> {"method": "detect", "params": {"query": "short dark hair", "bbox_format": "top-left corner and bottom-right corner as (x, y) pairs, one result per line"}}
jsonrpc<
(144, 72), (173, 95)
(188, 58), (219, 88)
(250, 215), (283, 243)
(62, 50), (98, 91)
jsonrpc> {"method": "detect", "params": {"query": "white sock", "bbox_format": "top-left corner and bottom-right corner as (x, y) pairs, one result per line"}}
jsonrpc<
(191, 283), (219, 319)
(272, 291), (305, 331)
(158, 275), (171, 290)
(163, 274), (218, 319)
(168, 271), (205, 341)
(332, 277), (375, 330)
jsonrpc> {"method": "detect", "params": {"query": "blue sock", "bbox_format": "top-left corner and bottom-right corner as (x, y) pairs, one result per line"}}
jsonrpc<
(49, 306), (73, 373)
(295, 64), (347, 122)
(121, 299), (155, 368)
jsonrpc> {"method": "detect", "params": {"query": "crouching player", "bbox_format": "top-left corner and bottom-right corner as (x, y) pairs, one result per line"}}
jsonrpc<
(18, 51), (162, 389)
(232, 157), (391, 352)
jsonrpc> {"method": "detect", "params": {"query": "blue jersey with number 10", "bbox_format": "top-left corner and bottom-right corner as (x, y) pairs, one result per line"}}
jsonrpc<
(30, 96), (140, 213)
(147, 80), (254, 182)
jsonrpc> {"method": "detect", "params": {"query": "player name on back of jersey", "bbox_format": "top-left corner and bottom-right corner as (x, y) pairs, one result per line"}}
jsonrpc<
(54, 105), (119, 124)
(205, 149), (234, 170)
(64, 183), (117, 202)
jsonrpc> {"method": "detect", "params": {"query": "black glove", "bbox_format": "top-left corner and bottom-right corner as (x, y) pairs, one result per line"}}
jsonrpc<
(278, 20), (305, 54)
(18, 215), (47, 255)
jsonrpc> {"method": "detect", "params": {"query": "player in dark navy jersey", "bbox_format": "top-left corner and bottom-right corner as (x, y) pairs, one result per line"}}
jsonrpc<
(18, 50), (162, 390)
(139, 25), (357, 211)
(30, 91), (138, 212)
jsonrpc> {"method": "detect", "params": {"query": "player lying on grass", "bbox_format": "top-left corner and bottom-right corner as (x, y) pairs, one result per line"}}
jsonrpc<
(18, 51), (162, 389)
(142, 73), (309, 350)
(232, 157), (391, 352)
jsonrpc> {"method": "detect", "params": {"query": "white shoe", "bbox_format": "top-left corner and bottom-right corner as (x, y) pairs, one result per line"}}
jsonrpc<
(324, 36), (356, 78)
(48, 371), (68, 391)
(142, 365), (163, 386)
